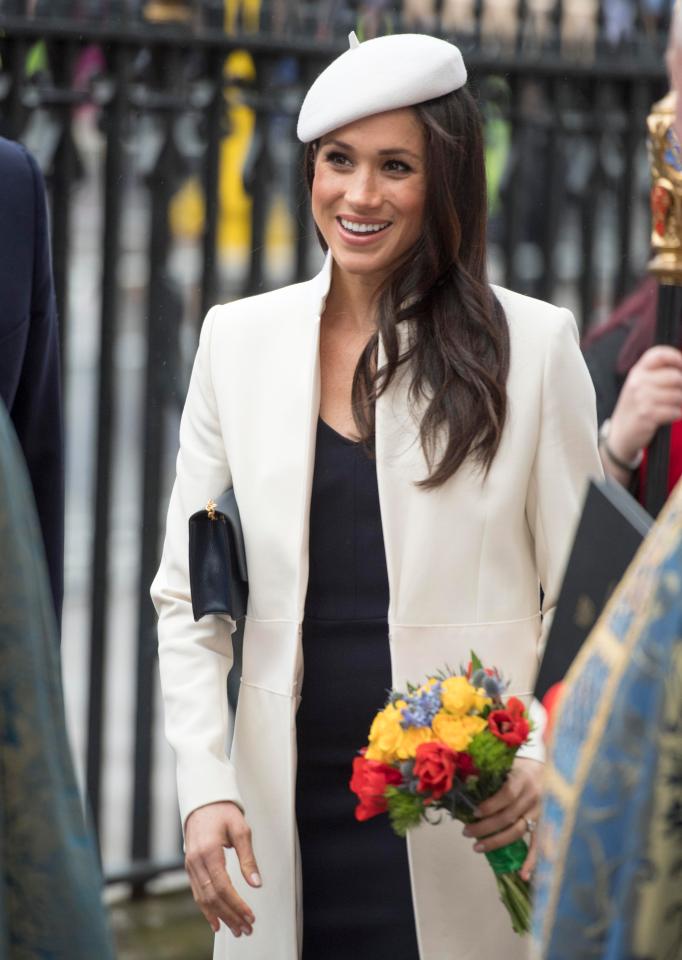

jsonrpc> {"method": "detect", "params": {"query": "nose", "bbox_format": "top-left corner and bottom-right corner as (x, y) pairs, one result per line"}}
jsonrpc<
(345, 167), (382, 211)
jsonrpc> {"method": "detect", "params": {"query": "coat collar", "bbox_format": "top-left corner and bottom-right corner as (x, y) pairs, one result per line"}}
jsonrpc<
(308, 250), (333, 319)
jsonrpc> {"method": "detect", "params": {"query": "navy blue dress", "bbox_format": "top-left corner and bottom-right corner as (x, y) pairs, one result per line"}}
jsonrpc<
(295, 417), (419, 958)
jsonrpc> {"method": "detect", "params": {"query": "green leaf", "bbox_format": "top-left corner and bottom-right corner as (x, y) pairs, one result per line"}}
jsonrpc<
(470, 650), (484, 673)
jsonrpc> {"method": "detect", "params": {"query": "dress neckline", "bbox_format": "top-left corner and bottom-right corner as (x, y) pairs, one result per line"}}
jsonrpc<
(318, 416), (360, 446)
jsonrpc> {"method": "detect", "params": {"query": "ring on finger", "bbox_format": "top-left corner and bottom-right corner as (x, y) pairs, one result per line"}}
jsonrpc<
(523, 816), (537, 834)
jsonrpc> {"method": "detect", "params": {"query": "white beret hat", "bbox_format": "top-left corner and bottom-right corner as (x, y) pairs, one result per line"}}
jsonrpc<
(297, 32), (467, 143)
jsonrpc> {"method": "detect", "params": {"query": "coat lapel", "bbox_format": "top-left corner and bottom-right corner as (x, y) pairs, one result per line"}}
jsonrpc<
(375, 326), (430, 625)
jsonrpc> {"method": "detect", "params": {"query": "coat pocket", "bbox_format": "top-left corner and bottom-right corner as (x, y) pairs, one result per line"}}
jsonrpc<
(240, 617), (301, 698)
(389, 616), (542, 695)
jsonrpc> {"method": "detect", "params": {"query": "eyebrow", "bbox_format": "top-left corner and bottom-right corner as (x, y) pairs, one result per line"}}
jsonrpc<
(323, 138), (421, 162)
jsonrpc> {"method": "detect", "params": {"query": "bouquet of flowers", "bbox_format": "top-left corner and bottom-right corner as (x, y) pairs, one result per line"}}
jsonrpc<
(349, 653), (533, 934)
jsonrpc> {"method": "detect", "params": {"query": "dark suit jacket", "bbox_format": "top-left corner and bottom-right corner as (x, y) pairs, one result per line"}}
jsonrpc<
(0, 137), (63, 626)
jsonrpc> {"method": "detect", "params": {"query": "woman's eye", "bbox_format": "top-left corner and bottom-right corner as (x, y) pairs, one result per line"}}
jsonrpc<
(384, 159), (411, 173)
(324, 152), (351, 167)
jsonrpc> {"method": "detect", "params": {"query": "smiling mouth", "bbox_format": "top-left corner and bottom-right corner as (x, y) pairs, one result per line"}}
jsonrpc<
(338, 217), (391, 235)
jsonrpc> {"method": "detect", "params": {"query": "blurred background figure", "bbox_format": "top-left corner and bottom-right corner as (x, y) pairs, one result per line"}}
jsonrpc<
(0, 400), (114, 960)
(583, 0), (682, 504)
(533, 16), (682, 956)
(532, 473), (682, 960)
(0, 136), (63, 629)
(581, 279), (678, 499)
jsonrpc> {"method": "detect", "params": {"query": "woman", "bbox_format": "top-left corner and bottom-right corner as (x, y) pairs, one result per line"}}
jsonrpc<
(152, 33), (602, 960)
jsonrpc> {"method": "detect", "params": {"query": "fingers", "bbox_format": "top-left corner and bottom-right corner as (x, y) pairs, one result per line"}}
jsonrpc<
(465, 760), (543, 869)
(463, 798), (525, 842)
(610, 375), (682, 456)
(644, 367), (682, 390)
(185, 867), (221, 934)
(467, 814), (528, 854)
(473, 777), (518, 819)
(186, 855), (255, 937)
(638, 346), (682, 371)
(186, 848), (255, 938)
(231, 821), (263, 890)
(519, 827), (538, 883)
(184, 802), (260, 939)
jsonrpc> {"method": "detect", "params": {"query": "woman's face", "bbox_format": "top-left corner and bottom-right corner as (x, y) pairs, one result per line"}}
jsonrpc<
(311, 108), (427, 287)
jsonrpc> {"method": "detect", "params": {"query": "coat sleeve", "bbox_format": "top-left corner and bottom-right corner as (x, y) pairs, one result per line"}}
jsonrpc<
(10, 147), (64, 626)
(519, 307), (603, 763)
(151, 306), (243, 830)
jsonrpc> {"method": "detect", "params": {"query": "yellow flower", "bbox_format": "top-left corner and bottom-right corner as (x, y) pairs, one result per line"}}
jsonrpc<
(467, 687), (492, 716)
(440, 676), (491, 717)
(440, 676), (478, 718)
(460, 714), (487, 738)
(366, 702), (405, 763)
(365, 700), (436, 762)
(432, 710), (474, 751)
(397, 725), (435, 760)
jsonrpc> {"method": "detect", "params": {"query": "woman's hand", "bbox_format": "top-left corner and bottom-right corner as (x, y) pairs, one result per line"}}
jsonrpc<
(184, 801), (261, 938)
(607, 346), (682, 469)
(462, 757), (543, 882)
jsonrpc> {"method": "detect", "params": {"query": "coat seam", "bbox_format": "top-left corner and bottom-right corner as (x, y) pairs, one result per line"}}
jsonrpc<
(239, 679), (295, 699)
(391, 613), (541, 628)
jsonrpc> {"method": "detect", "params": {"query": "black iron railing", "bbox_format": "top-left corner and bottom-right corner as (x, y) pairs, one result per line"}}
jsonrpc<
(0, 10), (667, 891)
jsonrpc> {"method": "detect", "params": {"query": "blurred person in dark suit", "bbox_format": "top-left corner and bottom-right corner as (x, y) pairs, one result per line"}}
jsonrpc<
(0, 136), (64, 627)
(0, 398), (114, 959)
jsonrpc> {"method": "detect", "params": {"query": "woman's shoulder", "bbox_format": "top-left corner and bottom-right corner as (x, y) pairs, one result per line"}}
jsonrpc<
(206, 273), (324, 339)
(491, 283), (578, 347)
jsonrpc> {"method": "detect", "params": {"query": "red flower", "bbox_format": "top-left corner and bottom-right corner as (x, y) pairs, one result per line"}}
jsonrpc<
(488, 697), (530, 748)
(414, 742), (458, 800)
(542, 682), (564, 744)
(453, 751), (478, 781)
(350, 755), (402, 821)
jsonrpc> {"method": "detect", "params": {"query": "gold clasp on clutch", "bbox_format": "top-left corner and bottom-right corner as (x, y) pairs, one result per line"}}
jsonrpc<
(206, 498), (217, 521)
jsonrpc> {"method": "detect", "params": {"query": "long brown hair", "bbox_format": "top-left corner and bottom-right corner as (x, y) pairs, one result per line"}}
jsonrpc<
(305, 88), (510, 489)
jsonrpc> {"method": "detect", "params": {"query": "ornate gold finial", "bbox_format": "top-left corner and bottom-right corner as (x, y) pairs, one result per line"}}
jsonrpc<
(648, 90), (682, 285)
(206, 498), (217, 521)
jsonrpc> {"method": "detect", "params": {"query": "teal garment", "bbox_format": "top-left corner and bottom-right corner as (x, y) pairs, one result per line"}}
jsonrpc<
(0, 402), (114, 959)
(533, 480), (682, 960)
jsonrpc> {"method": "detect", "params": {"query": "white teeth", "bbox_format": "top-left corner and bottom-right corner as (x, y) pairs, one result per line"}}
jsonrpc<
(340, 218), (389, 234)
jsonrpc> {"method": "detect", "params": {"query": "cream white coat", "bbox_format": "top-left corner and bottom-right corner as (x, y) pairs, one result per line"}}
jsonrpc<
(151, 254), (603, 960)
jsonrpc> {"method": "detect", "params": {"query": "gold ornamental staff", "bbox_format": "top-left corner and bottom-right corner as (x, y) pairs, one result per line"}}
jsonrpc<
(645, 86), (682, 516)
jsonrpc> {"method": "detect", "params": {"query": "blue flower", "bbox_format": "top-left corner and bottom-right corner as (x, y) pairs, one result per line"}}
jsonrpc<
(471, 667), (509, 699)
(400, 682), (442, 729)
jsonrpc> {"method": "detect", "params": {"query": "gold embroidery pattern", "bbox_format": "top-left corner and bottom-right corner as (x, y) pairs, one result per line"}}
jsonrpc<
(533, 482), (682, 958)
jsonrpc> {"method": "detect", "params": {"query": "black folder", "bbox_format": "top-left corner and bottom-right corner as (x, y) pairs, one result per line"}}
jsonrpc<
(533, 479), (653, 701)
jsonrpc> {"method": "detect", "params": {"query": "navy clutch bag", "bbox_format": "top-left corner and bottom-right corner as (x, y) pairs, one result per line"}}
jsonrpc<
(188, 488), (248, 623)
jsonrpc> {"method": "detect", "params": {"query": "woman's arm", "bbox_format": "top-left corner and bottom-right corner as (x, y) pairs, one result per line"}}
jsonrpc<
(151, 307), (259, 938)
(151, 306), (240, 820)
